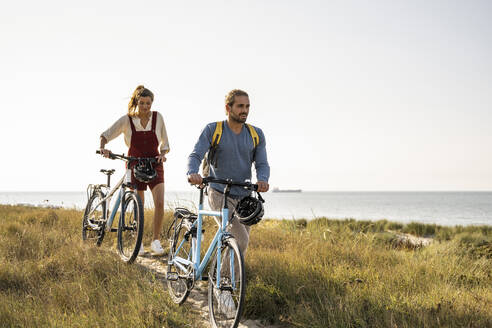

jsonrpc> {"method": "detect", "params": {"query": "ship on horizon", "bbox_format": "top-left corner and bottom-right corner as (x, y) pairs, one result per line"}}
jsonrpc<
(272, 187), (302, 193)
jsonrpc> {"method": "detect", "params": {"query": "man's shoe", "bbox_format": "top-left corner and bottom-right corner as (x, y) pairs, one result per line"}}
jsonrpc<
(150, 239), (165, 255)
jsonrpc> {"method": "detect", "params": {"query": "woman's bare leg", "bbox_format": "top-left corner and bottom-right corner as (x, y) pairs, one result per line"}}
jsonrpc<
(150, 183), (165, 241)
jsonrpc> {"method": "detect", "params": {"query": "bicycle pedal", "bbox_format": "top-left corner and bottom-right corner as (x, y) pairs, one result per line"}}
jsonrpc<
(166, 272), (179, 281)
(110, 228), (118, 232)
(201, 276), (209, 281)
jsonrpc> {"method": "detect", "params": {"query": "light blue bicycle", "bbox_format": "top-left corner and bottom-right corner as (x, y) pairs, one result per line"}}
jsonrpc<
(166, 177), (260, 328)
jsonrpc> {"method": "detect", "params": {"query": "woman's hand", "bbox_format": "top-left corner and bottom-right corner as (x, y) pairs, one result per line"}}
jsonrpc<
(156, 154), (167, 163)
(100, 148), (112, 158)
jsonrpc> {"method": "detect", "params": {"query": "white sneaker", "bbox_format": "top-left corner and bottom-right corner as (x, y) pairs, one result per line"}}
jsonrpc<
(138, 243), (145, 256)
(214, 288), (236, 319)
(150, 239), (164, 255)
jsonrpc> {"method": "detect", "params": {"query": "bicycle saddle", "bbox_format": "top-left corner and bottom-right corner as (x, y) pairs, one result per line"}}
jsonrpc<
(174, 208), (197, 221)
(100, 169), (115, 175)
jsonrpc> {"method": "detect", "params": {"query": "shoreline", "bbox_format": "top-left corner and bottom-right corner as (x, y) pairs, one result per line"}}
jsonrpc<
(1, 202), (491, 228)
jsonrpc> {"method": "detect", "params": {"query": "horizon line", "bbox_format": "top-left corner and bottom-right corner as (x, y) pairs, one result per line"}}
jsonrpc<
(1, 189), (492, 193)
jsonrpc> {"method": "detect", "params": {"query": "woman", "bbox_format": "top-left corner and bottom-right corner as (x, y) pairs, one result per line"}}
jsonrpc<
(99, 85), (169, 255)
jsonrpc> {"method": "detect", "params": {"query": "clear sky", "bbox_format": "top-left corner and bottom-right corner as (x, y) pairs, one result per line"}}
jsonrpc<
(1, 0), (491, 191)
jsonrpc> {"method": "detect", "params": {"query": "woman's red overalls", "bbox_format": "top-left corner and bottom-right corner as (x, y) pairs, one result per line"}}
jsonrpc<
(128, 111), (164, 191)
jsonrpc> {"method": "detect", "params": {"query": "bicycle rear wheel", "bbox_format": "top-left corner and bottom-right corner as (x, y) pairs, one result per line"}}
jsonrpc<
(117, 191), (144, 264)
(208, 237), (245, 328)
(167, 216), (194, 304)
(82, 190), (106, 246)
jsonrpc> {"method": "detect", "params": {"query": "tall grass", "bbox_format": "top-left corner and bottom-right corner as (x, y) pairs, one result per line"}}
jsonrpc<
(0, 205), (200, 328)
(245, 218), (492, 327)
(1, 205), (491, 327)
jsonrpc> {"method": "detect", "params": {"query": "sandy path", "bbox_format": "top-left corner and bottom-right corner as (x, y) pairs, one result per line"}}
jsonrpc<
(136, 253), (276, 328)
(389, 231), (434, 247)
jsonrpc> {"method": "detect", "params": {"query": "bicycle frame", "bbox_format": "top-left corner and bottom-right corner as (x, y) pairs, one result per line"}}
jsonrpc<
(88, 151), (157, 233)
(171, 186), (234, 288)
(86, 172), (128, 232)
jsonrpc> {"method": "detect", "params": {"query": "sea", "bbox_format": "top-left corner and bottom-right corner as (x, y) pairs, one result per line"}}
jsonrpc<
(0, 191), (491, 227)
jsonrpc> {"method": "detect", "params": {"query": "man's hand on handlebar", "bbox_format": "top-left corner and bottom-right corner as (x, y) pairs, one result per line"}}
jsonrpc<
(257, 181), (269, 193)
(188, 173), (203, 186)
(188, 175), (268, 192)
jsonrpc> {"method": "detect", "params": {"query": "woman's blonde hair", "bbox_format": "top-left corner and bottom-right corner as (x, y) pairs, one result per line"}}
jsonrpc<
(128, 85), (154, 117)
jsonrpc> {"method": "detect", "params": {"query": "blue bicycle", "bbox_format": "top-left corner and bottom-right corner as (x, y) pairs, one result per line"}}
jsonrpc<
(82, 151), (155, 264)
(167, 177), (259, 328)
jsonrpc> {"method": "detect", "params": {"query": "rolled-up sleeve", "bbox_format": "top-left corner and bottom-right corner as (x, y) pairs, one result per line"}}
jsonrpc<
(158, 113), (170, 154)
(187, 124), (214, 175)
(254, 128), (270, 182)
(101, 115), (127, 142)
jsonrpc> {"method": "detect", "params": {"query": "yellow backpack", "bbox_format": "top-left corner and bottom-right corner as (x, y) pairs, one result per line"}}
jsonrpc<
(202, 121), (260, 177)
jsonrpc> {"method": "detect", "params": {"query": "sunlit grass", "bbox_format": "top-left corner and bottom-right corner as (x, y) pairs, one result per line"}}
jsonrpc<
(245, 217), (491, 327)
(1, 205), (490, 327)
(0, 205), (200, 328)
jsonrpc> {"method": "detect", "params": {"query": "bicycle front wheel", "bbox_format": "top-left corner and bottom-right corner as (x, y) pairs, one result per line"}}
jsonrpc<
(167, 217), (193, 304)
(82, 190), (106, 246)
(208, 237), (245, 328)
(117, 191), (144, 264)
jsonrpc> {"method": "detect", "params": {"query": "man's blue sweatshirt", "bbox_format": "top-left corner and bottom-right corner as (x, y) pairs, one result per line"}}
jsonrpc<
(187, 121), (270, 197)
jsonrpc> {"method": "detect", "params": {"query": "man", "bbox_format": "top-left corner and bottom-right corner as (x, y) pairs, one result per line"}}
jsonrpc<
(187, 89), (270, 256)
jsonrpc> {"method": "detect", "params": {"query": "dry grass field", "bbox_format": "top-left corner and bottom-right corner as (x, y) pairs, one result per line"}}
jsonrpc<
(1, 204), (491, 327)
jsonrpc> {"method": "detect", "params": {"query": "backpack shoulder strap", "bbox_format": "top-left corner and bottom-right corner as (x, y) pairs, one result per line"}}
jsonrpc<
(245, 123), (259, 148)
(205, 121), (223, 169)
(211, 121), (223, 147)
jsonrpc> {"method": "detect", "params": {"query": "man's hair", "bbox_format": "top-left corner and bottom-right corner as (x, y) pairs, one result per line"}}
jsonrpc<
(225, 89), (249, 107)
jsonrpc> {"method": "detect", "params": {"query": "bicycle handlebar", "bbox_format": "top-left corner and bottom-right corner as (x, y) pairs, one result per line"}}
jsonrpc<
(96, 150), (158, 163)
(201, 176), (259, 191)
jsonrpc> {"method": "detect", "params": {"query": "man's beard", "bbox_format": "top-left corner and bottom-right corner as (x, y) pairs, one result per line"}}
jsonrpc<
(230, 112), (247, 123)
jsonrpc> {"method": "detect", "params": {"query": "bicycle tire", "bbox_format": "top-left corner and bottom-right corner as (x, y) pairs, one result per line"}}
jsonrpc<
(208, 237), (245, 328)
(167, 217), (194, 304)
(82, 190), (106, 246)
(116, 191), (144, 264)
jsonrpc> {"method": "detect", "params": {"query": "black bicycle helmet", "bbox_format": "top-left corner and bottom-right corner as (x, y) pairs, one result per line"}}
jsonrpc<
(133, 160), (157, 183)
(235, 192), (265, 226)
